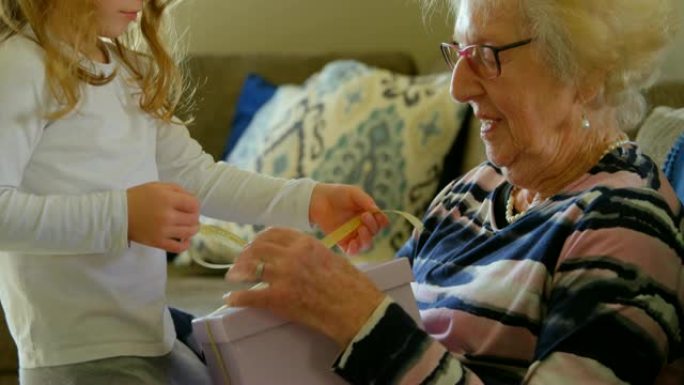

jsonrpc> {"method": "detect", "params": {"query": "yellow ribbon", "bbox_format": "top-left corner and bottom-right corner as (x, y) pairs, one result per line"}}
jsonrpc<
(320, 209), (424, 248)
(204, 321), (233, 385)
(190, 226), (248, 269)
(191, 210), (423, 270)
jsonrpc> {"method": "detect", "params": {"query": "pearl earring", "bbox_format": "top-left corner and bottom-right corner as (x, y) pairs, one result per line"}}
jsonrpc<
(581, 111), (591, 130)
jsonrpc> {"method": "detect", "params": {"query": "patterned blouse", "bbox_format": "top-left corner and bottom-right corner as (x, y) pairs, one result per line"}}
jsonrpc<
(333, 143), (684, 385)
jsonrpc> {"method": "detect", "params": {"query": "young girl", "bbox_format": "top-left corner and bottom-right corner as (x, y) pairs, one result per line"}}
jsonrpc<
(0, 0), (387, 383)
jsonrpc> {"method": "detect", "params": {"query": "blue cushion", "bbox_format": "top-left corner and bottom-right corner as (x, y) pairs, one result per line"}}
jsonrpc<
(663, 133), (684, 203)
(222, 73), (277, 159)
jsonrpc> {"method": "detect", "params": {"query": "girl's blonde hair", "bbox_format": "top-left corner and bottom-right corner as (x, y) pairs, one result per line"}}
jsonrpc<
(0, 0), (189, 122)
(421, 0), (680, 130)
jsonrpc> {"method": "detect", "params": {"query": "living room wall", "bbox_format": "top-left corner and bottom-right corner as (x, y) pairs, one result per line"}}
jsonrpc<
(172, 0), (452, 73)
(172, 0), (684, 79)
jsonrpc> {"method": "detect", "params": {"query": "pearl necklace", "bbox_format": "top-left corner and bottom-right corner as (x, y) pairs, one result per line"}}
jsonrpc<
(505, 134), (629, 224)
(599, 133), (629, 160)
(505, 186), (541, 223)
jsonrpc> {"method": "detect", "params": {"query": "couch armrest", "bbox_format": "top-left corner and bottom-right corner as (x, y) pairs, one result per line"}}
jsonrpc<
(0, 307), (18, 373)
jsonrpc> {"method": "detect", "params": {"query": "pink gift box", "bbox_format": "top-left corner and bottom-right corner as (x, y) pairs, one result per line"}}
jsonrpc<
(192, 257), (421, 385)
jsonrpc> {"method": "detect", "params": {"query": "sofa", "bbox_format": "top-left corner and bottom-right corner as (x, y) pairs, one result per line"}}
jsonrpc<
(0, 52), (682, 384)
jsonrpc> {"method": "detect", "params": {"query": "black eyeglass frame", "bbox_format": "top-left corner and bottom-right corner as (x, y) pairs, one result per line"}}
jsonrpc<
(440, 38), (533, 79)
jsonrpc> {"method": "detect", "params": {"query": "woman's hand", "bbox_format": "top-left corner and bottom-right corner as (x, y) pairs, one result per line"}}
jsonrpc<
(225, 227), (385, 348)
(126, 182), (200, 253)
(309, 183), (389, 254)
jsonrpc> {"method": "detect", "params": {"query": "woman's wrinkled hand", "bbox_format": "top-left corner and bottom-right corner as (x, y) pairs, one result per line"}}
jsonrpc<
(126, 182), (200, 253)
(309, 183), (389, 255)
(224, 227), (385, 348)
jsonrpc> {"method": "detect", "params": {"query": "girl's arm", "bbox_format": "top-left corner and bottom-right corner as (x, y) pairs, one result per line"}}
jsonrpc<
(155, 121), (315, 230)
(155, 122), (389, 253)
(0, 36), (129, 255)
(0, 189), (129, 255)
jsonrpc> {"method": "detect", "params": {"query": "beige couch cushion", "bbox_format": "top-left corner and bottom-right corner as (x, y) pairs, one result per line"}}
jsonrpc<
(644, 80), (684, 113)
(636, 106), (684, 167)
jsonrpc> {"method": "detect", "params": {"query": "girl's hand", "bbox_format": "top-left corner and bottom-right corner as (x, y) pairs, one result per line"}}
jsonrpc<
(225, 228), (385, 348)
(126, 182), (200, 253)
(309, 183), (389, 255)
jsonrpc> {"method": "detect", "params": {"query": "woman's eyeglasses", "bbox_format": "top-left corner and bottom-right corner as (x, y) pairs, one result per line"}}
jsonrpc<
(440, 39), (533, 79)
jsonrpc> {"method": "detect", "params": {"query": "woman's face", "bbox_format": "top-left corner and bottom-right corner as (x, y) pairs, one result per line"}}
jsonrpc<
(95, 0), (143, 38)
(451, 1), (583, 184)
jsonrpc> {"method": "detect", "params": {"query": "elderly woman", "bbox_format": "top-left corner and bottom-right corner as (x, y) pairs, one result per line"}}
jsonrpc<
(226, 0), (684, 383)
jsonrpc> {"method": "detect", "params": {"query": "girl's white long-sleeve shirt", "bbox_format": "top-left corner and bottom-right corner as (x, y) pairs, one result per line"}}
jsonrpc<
(0, 34), (316, 368)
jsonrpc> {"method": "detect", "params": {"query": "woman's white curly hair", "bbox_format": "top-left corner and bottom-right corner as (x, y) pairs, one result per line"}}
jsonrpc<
(421, 0), (680, 130)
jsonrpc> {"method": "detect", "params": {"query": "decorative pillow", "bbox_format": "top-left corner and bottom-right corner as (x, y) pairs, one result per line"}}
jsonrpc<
(663, 133), (684, 203)
(227, 83), (306, 171)
(636, 106), (684, 168)
(221, 73), (278, 159)
(182, 60), (468, 266)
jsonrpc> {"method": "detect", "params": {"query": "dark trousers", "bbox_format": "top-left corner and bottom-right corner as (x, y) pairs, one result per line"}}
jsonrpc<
(169, 307), (204, 363)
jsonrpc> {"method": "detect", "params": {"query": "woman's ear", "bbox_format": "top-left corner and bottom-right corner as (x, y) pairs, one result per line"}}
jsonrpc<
(575, 70), (607, 107)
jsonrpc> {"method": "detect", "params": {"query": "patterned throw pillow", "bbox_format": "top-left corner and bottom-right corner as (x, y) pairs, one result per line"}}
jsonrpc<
(663, 133), (684, 203)
(636, 106), (684, 168)
(180, 61), (468, 266)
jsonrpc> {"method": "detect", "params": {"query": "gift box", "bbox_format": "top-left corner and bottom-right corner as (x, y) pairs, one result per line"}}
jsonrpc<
(192, 257), (421, 385)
